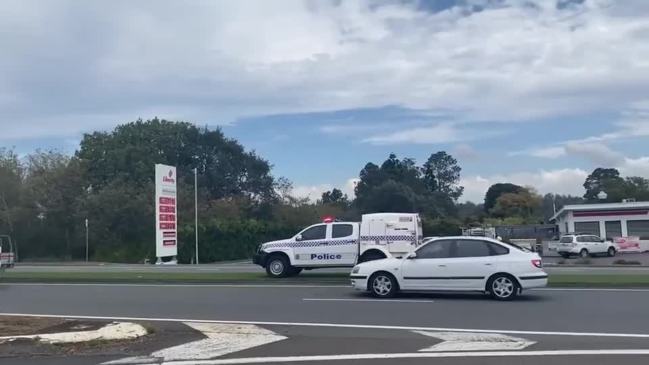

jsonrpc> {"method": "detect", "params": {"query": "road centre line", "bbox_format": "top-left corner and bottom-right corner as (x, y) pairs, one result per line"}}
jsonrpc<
(303, 298), (434, 303)
(3, 313), (649, 339)
(137, 350), (649, 364)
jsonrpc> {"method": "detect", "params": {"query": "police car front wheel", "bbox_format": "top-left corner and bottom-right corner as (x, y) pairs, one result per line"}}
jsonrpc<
(266, 256), (291, 278)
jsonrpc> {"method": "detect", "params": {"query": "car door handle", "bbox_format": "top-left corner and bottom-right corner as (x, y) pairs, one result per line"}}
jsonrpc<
(484, 263), (493, 266)
(438, 264), (446, 267)
(319, 242), (328, 245)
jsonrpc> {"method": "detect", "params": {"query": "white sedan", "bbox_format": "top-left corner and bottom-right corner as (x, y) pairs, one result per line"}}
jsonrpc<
(350, 236), (548, 301)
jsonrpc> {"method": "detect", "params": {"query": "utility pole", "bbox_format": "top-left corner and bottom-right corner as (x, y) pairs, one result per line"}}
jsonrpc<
(85, 218), (89, 262)
(194, 168), (199, 265)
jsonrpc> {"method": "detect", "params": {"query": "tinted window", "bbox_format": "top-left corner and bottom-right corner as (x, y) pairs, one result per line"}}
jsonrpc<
(300, 225), (326, 240)
(574, 221), (601, 236)
(455, 240), (491, 257)
(605, 221), (623, 241)
(332, 224), (353, 238)
(577, 236), (588, 243)
(588, 235), (602, 242)
(628, 220), (649, 240)
(560, 236), (573, 243)
(489, 242), (509, 255)
(417, 240), (453, 259)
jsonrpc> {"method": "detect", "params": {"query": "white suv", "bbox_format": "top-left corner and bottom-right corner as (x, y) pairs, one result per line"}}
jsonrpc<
(556, 234), (616, 258)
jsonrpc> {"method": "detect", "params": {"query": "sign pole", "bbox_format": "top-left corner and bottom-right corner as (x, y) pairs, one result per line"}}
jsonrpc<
(194, 167), (199, 265)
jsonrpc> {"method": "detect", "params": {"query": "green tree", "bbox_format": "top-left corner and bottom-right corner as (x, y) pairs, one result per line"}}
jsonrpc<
(320, 188), (349, 206)
(0, 148), (22, 236)
(21, 151), (85, 258)
(484, 183), (524, 212)
(490, 187), (542, 223)
(623, 176), (649, 201)
(423, 151), (464, 200)
(354, 153), (457, 218)
(583, 168), (626, 202)
(542, 193), (584, 222)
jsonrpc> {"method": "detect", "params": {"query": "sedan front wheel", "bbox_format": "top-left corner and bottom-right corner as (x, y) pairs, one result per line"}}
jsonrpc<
(369, 272), (398, 298)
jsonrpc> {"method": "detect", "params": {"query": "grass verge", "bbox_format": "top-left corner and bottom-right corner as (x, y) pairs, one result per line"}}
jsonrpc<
(3, 271), (649, 288)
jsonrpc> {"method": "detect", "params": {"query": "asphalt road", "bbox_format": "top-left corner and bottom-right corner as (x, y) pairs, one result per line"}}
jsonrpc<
(1, 283), (649, 364)
(12, 260), (649, 275)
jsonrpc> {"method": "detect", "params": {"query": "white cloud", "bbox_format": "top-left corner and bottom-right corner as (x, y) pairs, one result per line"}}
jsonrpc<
(291, 184), (333, 202)
(362, 123), (468, 145)
(461, 168), (590, 203)
(528, 146), (566, 159)
(620, 157), (649, 177)
(453, 143), (480, 161)
(2, 0), (649, 140)
(564, 143), (625, 166)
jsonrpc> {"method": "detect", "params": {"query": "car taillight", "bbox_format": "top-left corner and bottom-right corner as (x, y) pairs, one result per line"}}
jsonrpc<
(531, 259), (542, 268)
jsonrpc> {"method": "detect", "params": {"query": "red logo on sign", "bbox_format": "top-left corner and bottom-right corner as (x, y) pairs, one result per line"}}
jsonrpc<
(163, 240), (176, 247)
(163, 231), (176, 238)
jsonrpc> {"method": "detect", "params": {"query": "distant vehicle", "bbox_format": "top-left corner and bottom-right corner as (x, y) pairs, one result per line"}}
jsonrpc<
(350, 236), (547, 301)
(556, 234), (616, 258)
(0, 235), (15, 269)
(253, 213), (423, 278)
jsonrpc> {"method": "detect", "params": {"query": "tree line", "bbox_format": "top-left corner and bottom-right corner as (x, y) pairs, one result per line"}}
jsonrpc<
(1, 119), (648, 262)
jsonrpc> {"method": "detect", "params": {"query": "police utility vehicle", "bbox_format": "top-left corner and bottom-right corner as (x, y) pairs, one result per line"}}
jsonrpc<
(253, 213), (423, 277)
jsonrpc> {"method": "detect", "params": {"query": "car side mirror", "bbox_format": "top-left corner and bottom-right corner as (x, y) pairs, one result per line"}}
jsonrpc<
(295, 234), (303, 241)
(407, 252), (417, 260)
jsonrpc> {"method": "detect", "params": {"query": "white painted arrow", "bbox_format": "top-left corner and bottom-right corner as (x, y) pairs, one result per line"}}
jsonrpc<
(414, 331), (535, 352)
(105, 322), (287, 365)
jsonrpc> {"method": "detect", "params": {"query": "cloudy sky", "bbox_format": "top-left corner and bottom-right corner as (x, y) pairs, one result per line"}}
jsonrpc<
(2, 0), (649, 202)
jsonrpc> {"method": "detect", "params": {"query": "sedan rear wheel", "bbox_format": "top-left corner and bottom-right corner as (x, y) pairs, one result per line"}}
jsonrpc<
(369, 273), (398, 298)
(489, 274), (518, 301)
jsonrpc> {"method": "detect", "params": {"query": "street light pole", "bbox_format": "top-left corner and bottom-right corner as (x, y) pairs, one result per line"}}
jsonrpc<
(85, 218), (89, 262)
(194, 168), (199, 265)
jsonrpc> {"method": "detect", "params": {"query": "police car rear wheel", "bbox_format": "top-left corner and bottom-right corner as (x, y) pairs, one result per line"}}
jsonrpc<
(266, 256), (290, 278)
(369, 272), (397, 298)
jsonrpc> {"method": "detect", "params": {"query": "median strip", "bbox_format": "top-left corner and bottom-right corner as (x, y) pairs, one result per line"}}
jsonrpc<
(4, 271), (649, 288)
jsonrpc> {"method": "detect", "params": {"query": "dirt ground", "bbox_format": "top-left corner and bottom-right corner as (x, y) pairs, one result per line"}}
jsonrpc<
(0, 316), (69, 336)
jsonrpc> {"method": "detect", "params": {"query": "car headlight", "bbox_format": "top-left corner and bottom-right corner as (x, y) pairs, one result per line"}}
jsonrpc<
(352, 266), (360, 274)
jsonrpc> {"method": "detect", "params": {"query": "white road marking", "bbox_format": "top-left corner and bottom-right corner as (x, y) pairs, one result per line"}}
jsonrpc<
(415, 331), (535, 352)
(0, 322), (147, 344)
(303, 298), (434, 303)
(106, 323), (286, 365)
(3, 312), (649, 339)
(132, 350), (649, 364)
(533, 288), (649, 292)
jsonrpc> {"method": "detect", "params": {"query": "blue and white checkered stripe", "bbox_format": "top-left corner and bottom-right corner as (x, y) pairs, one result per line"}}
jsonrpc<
(265, 239), (358, 248)
(361, 235), (416, 242)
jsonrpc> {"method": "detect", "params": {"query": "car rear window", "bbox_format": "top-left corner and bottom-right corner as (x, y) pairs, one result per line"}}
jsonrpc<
(503, 241), (531, 252)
